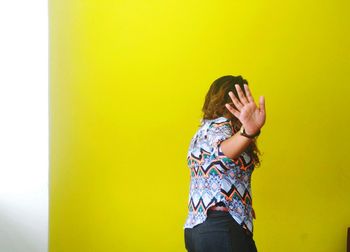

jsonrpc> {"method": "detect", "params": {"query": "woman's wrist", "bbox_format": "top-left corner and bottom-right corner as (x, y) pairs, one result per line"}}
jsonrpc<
(243, 126), (260, 135)
(245, 128), (259, 135)
(240, 125), (261, 138)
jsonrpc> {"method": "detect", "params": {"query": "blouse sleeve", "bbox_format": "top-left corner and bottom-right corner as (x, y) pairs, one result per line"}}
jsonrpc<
(207, 120), (233, 160)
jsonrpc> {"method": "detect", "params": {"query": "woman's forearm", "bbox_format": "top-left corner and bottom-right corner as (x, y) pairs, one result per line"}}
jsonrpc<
(220, 131), (255, 160)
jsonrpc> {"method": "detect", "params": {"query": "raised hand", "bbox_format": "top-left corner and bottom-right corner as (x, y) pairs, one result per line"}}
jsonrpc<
(225, 84), (266, 135)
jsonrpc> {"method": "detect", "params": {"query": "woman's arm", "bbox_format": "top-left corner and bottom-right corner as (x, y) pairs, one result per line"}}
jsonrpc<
(220, 130), (255, 160)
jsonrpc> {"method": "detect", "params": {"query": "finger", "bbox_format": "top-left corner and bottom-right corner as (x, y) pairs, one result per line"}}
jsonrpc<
(243, 84), (255, 103)
(228, 91), (243, 110)
(235, 84), (249, 105)
(225, 103), (240, 118)
(259, 96), (265, 114)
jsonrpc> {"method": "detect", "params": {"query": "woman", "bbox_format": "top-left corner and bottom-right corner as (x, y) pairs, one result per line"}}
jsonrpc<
(183, 75), (266, 252)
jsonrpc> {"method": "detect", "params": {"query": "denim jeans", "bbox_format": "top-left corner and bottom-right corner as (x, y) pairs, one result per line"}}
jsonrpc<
(184, 210), (258, 252)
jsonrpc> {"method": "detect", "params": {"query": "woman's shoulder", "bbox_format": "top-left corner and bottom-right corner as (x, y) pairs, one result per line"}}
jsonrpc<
(200, 116), (230, 125)
(207, 117), (232, 130)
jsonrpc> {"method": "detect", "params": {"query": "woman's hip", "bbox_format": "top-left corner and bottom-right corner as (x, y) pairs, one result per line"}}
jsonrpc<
(184, 210), (257, 252)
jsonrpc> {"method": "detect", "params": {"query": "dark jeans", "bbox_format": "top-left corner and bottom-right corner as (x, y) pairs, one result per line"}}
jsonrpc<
(184, 210), (258, 252)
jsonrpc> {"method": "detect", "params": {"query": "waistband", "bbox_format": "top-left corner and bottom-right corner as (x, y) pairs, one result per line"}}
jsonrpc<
(208, 205), (229, 212)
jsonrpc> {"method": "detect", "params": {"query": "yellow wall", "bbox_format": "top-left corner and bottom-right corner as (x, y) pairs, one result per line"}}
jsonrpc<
(49, 0), (350, 251)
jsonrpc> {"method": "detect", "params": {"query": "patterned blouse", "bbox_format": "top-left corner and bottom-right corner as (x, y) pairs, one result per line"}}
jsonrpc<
(183, 116), (256, 235)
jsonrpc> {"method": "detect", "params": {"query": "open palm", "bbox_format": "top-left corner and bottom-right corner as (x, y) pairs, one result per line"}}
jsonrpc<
(225, 84), (266, 135)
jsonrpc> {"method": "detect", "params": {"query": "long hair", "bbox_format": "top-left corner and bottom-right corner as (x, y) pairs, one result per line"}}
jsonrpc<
(201, 75), (262, 168)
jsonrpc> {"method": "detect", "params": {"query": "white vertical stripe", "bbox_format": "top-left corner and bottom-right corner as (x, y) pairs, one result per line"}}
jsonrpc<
(0, 0), (48, 251)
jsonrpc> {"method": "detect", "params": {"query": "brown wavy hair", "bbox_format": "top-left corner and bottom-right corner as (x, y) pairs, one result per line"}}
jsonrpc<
(201, 75), (262, 168)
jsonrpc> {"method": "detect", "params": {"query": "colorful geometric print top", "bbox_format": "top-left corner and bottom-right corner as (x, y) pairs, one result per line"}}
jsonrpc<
(183, 116), (256, 234)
